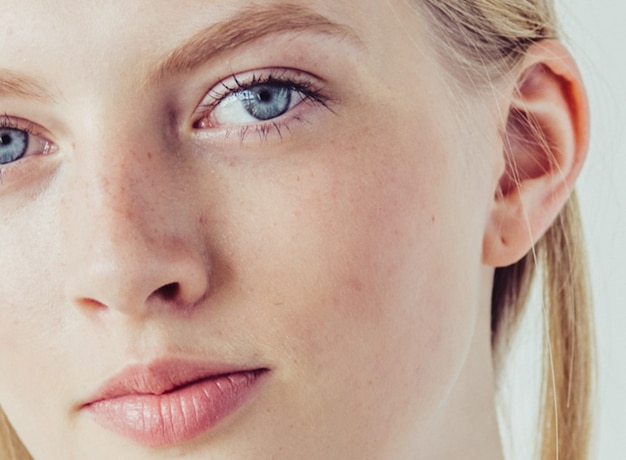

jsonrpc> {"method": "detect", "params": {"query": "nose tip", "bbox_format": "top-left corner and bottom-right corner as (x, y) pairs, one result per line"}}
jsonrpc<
(62, 141), (212, 319)
(67, 244), (211, 317)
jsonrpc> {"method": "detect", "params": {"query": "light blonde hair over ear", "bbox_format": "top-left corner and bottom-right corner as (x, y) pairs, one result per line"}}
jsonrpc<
(0, 410), (30, 460)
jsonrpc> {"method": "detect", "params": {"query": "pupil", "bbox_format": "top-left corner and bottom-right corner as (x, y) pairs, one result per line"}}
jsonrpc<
(258, 90), (272, 103)
(0, 134), (12, 145)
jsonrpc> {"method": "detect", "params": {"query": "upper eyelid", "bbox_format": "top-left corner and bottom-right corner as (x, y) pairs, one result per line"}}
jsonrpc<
(197, 69), (325, 104)
(0, 111), (73, 147)
(0, 115), (50, 139)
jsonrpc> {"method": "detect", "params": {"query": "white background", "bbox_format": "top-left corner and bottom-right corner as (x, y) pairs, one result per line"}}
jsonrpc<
(560, 1), (626, 459)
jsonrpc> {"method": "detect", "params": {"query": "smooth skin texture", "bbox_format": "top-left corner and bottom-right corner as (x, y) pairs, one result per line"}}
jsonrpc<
(0, 1), (588, 459)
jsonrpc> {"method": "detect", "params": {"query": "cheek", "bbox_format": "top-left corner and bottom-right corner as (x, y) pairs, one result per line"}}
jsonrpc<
(0, 202), (74, 452)
(217, 107), (486, 452)
(0, 206), (59, 360)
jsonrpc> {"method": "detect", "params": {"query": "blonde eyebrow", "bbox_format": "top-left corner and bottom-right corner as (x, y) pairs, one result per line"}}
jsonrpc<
(0, 69), (55, 101)
(151, 3), (362, 83)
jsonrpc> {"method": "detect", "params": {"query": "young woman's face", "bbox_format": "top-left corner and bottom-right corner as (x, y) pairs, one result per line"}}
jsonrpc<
(0, 1), (504, 458)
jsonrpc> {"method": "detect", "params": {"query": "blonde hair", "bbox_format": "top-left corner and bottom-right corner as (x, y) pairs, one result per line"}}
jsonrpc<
(418, 1), (595, 459)
(0, 1), (594, 459)
(0, 410), (30, 460)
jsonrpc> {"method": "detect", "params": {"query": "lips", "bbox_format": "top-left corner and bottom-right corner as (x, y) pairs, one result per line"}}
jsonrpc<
(81, 360), (268, 447)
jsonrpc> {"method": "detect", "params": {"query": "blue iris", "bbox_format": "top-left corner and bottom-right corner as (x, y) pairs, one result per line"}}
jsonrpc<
(0, 128), (28, 165)
(240, 84), (292, 121)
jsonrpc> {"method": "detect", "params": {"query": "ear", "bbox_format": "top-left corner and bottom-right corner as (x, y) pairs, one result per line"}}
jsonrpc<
(482, 41), (590, 267)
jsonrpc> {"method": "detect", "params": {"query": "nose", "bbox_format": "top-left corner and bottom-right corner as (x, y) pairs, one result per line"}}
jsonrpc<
(62, 128), (210, 319)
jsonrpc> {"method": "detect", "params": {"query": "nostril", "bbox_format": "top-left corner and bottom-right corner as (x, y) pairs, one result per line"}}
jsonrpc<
(156, 282), (180, 301)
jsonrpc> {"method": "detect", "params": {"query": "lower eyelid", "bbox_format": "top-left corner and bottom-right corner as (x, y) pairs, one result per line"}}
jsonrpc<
(192, 97), (324, 143)
(0, 153), (59, 193)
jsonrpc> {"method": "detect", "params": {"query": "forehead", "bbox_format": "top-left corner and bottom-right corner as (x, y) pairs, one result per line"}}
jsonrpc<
(0, 0), (385, 58)
(0, 0), (421, 99)
(0, 0), (447, 117)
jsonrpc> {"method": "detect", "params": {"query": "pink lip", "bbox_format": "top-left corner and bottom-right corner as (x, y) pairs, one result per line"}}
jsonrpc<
(81, 360), (268, 447)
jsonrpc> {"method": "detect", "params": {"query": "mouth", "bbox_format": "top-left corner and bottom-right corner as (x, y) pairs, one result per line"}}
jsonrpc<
(81, 360), (269, 448)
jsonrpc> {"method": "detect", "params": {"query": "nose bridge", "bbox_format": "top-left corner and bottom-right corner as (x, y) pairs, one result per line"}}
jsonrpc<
(62, 116), (210, 317)
(69, 121), (167, 255)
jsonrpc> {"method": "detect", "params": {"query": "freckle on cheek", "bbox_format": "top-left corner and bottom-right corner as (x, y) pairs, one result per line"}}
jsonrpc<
(348, 277), (364, 292)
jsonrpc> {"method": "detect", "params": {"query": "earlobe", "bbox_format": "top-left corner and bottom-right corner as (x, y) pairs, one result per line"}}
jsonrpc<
(482, 41), (589, 267)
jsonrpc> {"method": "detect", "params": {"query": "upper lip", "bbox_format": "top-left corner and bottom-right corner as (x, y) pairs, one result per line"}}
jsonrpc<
(82, 358), (266, 407)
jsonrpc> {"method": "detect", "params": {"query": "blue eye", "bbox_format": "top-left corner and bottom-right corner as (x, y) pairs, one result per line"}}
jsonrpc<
(208, 81), (304, 127)
(0, 120), (55, 170)
(239, 84), (292, 121)
(0, 128), (28, 165)
(195, 70), (332, 134)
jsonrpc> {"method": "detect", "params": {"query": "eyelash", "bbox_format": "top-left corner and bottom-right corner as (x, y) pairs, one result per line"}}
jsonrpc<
(0, 115), (38, 140)
(192, 70), (332, 142)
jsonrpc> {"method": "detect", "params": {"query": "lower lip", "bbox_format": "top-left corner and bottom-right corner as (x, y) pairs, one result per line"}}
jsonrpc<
(84, 370), (266, 447)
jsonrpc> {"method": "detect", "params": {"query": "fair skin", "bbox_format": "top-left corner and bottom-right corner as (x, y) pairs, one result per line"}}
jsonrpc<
(0, 1), (587, 459)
